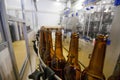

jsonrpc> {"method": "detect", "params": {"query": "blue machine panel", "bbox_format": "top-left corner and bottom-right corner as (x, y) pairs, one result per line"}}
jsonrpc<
(83, 0), (101, 5)
(114, 0), (120, 6)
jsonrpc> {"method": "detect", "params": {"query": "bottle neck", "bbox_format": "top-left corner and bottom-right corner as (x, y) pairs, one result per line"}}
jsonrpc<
(55, 31), (63, 58)
(67, 33), (79, 65)
(88, 35), (107, 74)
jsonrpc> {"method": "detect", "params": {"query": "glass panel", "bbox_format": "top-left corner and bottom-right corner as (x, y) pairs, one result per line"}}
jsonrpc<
(0, 13), (5, 44)
(8, 21), (27, 73)
(0, 33), (3, 43)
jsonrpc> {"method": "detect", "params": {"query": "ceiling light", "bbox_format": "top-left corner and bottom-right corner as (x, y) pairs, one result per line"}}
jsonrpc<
(56, 0), (60, 2)
(36, 0), (39, 2)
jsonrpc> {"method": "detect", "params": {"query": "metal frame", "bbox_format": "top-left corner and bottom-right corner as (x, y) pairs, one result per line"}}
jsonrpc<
(0, 0), (20, 79)
(7, 15), (30, 79)
(0, 42), (8, 51)
(6, 0), (36, 79)
(0, 12), (5, 44)
(0, 0), (33, 79)
(8, 15), (25, 22)
(20, 0), (33, 79)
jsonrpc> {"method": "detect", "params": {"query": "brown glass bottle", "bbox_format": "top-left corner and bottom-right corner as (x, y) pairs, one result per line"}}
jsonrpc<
(108, 55), (120, 80)
(81, 35), (108, 80)
(51, 31), (66, 80)
(67, 32), (74, 60)
(43, 30), (52, 67)
(47, 28), (54, 58)
(39, 29), (46, 59)
(64, 32), (81, 80)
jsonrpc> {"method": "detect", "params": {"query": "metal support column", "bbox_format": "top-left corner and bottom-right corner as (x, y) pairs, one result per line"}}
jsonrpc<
(33, 0), (38, 32)
(0, 0), (20, 80)
(87, 13), (91, 37)
(20, 0), (32, 78)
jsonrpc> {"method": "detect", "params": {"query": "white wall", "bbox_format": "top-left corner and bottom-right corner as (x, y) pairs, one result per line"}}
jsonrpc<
(23, 0), (36, 30)
(25, 12), (35, 29)
(5, 0), (21, 9)
(37, 0), (65, 13)
(5, 0), (36, 30)
(23, 0), (34, 10)
(37, 0), (65, 29)
(37, 12), (60, 27)
(5, 0), (21, 18)
(5, 0), (65, 31)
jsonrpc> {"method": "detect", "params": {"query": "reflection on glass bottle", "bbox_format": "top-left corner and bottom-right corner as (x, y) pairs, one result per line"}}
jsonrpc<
(39, 29), (46, 59)
(108, 55), (120, 80)
(51, 31), (66, 80)
(47, 29), (54, 59)
(43, 30), (52, 67)
(81, 35), (108, 80)
(64, 32), (81, 80)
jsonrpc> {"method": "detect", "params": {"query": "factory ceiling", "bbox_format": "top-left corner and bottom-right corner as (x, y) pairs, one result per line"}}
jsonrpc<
(51, 0), (78, 4)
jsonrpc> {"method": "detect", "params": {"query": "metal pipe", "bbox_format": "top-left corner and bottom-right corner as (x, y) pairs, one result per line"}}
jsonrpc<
(99, 2), (104, 33)
(20, 0), (33, 74)
(87, 13), (91, 37)
(83, 11), (87, 37)
(33, 0), (38, 32)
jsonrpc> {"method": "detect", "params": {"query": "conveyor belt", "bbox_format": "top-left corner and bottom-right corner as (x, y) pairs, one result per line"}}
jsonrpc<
(29, 40), (62, 80)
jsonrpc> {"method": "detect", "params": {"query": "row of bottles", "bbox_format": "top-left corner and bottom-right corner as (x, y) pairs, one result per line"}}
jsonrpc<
(39, 28), (66, 79)
(39, 27), (110, 80)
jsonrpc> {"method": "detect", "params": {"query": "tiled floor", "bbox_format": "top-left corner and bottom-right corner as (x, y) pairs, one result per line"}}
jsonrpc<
(11, 31), (37, 80)
(12, 40), (37, 80)
(22, 45), (37, 80)
(63, 38), (94, 70)
(12, 40), (27, 73)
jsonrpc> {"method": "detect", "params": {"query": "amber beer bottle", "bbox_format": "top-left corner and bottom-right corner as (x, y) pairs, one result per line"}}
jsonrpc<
(47, 29), (54, 58)
(108, 55), (120, 80)
(81, 35), (108, 80)
(51, 30), (66, 80)
(43, 30), (52, 67)
(64, 32), (81, 80)
(39, 29), (46, 59)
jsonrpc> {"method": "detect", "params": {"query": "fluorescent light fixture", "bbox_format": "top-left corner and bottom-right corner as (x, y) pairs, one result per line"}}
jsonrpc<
(56, 0), (60, 2)
(36, 0), (39, 2)
(103, 1), (106, 4)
